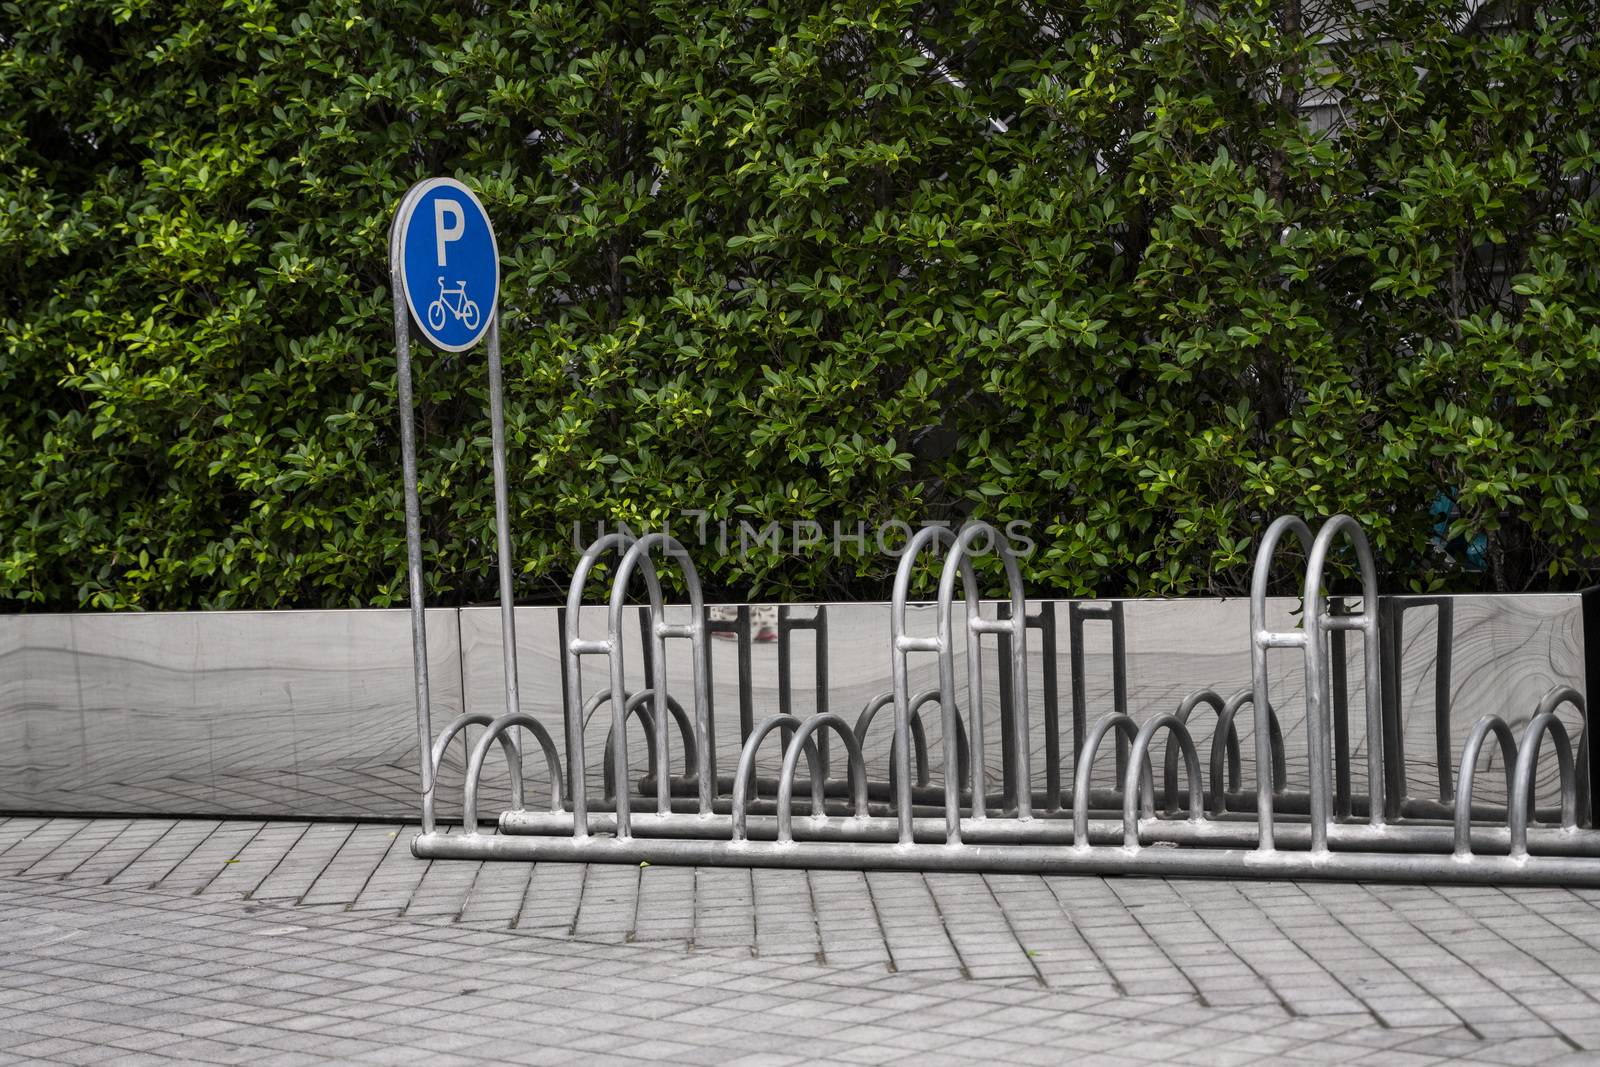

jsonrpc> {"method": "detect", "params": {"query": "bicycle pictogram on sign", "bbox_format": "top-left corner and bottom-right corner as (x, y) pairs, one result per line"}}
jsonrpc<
(428, 277), (481, 332)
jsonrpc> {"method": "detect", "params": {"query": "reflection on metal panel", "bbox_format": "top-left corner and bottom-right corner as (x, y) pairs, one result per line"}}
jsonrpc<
(0, 595), (1587, 819)
(460, 596), (1587, 819)
(0, 609), (462, 818)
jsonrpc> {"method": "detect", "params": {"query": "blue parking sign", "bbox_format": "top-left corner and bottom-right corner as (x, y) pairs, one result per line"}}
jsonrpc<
(392, 178), (499, 352)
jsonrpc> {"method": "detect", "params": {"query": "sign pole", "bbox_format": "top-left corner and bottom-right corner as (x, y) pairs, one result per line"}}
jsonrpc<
(390, 195), (436, 834)
(485, 315), (522, 727)
(392, 176), (509, 830)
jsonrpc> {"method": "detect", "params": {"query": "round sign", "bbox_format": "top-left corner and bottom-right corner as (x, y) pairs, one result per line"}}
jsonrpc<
(391, 177), (500, 352)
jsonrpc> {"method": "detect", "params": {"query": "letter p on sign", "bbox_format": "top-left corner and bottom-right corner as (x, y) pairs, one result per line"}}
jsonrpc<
(434, 199), (465, 265)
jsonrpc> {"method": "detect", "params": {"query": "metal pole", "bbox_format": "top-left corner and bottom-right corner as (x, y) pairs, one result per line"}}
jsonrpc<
(1435, 599), (1455, 802)
(1330, 597), (1351, 818)
(1040, 604), (1060, 811)
(392, 212), (435, 835)
(736, 607), (753, 744)
(778, 607), (795, 758)
(1069, 602), (1129, 783)
(815, 607), (831, 779)
(1250, 516), (1315, 853)
(485, 318), (521, 731)
(779, 607), (830, 777)
(1379, 597), (1408, 820)
(1069, 606), (1088, 770)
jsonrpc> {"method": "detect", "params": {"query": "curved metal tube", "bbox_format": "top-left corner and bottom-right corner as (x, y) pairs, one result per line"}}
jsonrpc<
(573, 684), (635, 766)
(936, 521), (1033, 824)
(775, 713), (870, 843)
(463, 712), (565, 835)
(579, 687), (655, 793)
(1169, 690), (1233, 814)
(1211, 689), (1288, 818)
(607, 532), (711, 835)
(592, 689), (698, 802)
(912, 687), (971, 794)
(855, 688), (974, 801)
(732, 714), (815, 842)
(855, 692), (931, 791)
(1072, 713), (1149, 849)
(1534, 686), (1589, 826)
(1248, 515), (1315, 851)
(1123, 714), (1205, 848)
(423, 712), (522, 833)
(1303, 515), (1386, 842)
(563, 531), (659, 835)
(1509, 711), (1578, 858)
(1452, 714), (1517, 858)
(889, 525), (964, 844)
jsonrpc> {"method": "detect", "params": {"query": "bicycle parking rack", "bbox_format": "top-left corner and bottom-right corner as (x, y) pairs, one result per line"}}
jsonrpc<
(409, 509), (1599, 884)
(391, 207), (1597, 886)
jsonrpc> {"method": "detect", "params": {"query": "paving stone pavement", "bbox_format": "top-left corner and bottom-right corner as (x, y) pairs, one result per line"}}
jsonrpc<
(4, 816), (1600, 1063)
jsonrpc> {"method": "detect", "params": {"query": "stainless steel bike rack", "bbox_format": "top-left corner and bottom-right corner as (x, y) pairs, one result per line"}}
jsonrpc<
(406, 502), (1598, 883)
(395, 259), (1596, 884)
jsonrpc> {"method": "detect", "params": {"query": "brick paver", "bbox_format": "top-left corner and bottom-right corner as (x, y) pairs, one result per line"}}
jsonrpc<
(3, 814), (1600, 1063)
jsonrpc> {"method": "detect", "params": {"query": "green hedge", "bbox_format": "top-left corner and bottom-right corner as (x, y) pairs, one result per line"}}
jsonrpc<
(2, 0), (1598, 609)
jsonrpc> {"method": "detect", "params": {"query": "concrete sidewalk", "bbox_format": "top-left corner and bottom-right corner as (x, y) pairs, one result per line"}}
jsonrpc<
(2, 816), (1599, 1064)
